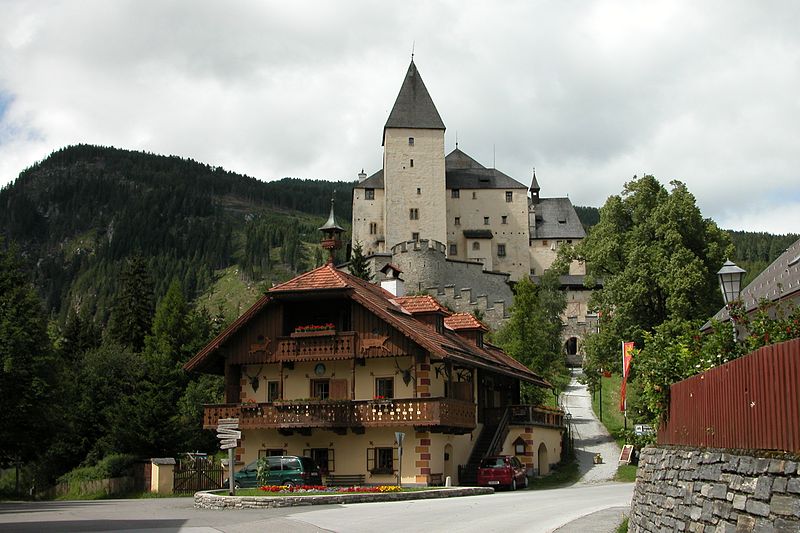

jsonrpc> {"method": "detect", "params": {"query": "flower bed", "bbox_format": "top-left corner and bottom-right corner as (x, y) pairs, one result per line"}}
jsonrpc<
(259, 484), (402, 494)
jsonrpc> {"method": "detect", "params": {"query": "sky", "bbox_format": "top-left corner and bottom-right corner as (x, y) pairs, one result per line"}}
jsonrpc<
(1, 1), (798, 234)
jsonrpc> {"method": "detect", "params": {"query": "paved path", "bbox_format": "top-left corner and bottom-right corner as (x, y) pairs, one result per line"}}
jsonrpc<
(554, 368), (630, 532)
(561, 368), (622, 484)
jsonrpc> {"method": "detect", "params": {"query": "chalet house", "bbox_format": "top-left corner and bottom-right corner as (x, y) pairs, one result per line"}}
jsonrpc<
(185, 225), (566, 485)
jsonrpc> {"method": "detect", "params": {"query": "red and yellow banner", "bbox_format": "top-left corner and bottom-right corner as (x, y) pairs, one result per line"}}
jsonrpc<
(620, 342), (634, 412)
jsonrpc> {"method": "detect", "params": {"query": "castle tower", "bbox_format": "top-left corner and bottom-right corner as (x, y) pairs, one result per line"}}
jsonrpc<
(382, 60), (447, 250)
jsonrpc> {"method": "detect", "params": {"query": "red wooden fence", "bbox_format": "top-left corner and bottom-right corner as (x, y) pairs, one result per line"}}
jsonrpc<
(658, 338), (800, 453)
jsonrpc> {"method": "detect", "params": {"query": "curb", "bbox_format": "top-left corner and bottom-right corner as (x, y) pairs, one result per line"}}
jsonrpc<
(195, 486), (494, 509)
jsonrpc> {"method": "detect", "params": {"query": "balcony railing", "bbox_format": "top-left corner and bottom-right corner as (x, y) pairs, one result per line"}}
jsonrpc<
(509, 405), (564, 428)
(276, 331), (356, 361)
(203, 397), (476, 431)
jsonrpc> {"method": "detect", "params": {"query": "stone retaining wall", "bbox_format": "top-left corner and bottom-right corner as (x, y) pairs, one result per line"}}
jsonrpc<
(195, 486), (493, 509)
(630, 446), (800, 532)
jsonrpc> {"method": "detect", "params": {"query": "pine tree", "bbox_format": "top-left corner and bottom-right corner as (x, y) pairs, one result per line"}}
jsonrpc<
(107, 255), (154, 351)
(349, 241), (372, 281)
(0, 241), (58, 483)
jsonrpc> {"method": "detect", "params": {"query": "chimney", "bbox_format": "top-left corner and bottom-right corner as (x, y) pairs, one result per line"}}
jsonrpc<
(380, 263), (405, 297)
(358, 168), (367, 182)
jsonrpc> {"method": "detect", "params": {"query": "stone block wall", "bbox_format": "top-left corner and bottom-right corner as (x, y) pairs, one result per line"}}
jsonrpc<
(630, 446), (800, 532)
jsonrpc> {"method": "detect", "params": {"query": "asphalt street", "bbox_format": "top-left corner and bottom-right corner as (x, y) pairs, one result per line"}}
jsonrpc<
(0, 482), (633, 533)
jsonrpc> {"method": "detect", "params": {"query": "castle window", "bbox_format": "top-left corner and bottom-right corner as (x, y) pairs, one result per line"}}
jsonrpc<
(472, 191), (477, 199)
(472, 242), (480, 251)
(449, 244), (457, 255)
(417, 188), (421, 195)
(497, 244), (506, 257)
(409, 208), (419, 220)
(369, 222), (377, 235)
(408, 137), (414, 146)
(505, 191), (513, 202)
(410, 159), (414, 168)
(542, 240), (548, 246)
(501, 216), (508, 224)
(365, 189), (375, 200)
(451, 189), (460, 199)
(483, 217), (489, 225)
(412, 232), (420, 241)
(454, 217), (460, 226)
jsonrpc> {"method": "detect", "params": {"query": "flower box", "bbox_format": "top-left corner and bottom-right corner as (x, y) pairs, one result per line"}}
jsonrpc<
(291, 330), (335, 338)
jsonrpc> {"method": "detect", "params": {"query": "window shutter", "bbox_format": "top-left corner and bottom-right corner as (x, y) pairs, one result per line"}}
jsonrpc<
(329, 378), (348, 400)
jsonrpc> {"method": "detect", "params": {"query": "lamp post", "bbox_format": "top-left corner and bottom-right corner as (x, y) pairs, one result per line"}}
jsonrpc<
(717, 260), (746, 341)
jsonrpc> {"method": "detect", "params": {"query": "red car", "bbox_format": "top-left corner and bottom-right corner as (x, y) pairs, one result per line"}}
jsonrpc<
(477, 456), (529, 490)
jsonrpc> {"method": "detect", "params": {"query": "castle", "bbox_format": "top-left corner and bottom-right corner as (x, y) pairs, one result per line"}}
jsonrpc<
(351, 60), (596, 364)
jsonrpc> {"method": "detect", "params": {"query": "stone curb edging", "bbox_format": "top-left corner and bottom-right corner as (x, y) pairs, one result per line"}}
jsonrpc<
(195, 486), (494, 509)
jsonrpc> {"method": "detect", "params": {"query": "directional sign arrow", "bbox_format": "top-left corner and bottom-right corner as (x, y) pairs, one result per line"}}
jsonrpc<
(217, 424), (239, 431)
(220, 438), (238, 447)
(217, 430), (241, 439)
(218, 418), (239, 424)
(220, 441), (238, 450)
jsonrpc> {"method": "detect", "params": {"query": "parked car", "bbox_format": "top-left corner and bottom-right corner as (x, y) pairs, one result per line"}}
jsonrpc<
(476, 455), (528, 490)
(224, 455), (322, 488)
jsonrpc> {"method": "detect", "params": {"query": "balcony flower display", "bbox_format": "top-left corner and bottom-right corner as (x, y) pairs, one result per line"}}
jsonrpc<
(294, 323), (335, 333)
(291, 323), (336, 338)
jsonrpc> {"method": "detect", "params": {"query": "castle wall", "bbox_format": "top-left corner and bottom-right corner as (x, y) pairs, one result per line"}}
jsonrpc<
(445, 188), (529, 281)
(352, 187), (385, 255)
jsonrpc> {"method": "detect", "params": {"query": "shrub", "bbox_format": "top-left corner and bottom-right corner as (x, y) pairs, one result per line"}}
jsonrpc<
(57, 454), (137, 484)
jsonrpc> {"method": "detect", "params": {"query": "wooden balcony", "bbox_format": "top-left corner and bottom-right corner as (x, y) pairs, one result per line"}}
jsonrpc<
(203, 397), (476, 433)
(509, 405), (565, 428)
(275, 331), (356, 361)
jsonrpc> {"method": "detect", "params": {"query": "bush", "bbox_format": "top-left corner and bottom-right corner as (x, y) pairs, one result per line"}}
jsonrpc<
(57, 454), (137, 484)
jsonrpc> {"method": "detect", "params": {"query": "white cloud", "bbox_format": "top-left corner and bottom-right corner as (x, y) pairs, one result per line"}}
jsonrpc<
(0, 0), (798, 235)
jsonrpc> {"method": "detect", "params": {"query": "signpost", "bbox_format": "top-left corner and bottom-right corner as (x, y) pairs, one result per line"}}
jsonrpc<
(395, 432), (405, 487)
(217, 418), (239, 495)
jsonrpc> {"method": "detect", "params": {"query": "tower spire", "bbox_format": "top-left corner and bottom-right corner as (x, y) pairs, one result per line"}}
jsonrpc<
(319, 193), (344, 264)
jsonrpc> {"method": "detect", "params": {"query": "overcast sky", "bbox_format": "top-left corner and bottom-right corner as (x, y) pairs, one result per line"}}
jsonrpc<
(1, 1), (798, 234)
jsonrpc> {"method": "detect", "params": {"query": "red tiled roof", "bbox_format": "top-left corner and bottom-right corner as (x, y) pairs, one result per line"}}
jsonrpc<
(394, 295), (451, 314)
(185, 264), (548, 386)
(269, 263), (349, 292)
(444, 313), (488, 331)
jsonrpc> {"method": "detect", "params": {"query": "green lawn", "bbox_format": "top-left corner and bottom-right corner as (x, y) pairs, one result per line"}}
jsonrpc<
(590, 373), (636, 448)
(525, 458), (581, 490)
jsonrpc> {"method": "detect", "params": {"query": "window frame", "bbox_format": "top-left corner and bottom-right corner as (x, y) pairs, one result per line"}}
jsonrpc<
(501, 215), (508, 225)
(375, 376), (394, 399)
(409, 208), (419, 220)
(497, 244), (506, 257)
(483, 216), (490, 225)
(267, 380), (280, 402)
(303, 447), (335, 475)
(505, 191), (513, 203)
(472, 241), (480, 251)
(310, 379), (330, 400)
(451, 189), (460, 199)
(449, 243), (457, 256)
(365, 188), (375, 200)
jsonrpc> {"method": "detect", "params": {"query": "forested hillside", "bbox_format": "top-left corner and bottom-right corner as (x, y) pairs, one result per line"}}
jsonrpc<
(0, 144), (356, 324)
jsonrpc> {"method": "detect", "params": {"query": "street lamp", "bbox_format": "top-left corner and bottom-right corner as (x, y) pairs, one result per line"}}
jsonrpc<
(717, 260), (746, 305)
(717, 260), (746, 341)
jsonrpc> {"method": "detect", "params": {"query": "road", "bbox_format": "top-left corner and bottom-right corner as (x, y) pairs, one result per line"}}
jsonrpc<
(0, 482), (632, 533)
(561, 368), (622, 483)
